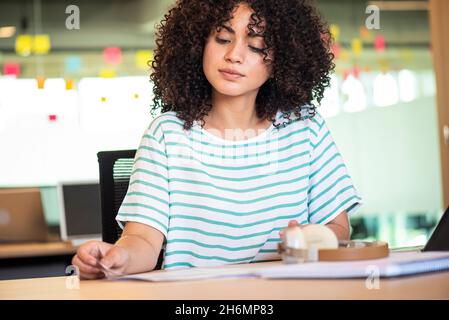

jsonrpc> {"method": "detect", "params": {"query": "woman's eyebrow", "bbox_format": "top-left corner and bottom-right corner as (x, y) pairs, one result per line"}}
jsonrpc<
(219, 24), (264, 38)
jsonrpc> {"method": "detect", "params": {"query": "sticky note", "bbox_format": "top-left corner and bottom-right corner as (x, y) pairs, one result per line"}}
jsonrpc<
(99, 69), (116, 78)
(374, 35), (386, 53)
(36, 76), (46, 89)
(329, 24), (340, 42)
(33, 34), (51, 54)
(351, 38), (363, 57)
(65, 56), (82, 74)
(103, 47), (122, 65)
(3, 63), (20, 77)
(15, 34), (33, 56)
(65, 79), (74, 90)
(48, 115), (57, 122)
(136, 50), (154, 70)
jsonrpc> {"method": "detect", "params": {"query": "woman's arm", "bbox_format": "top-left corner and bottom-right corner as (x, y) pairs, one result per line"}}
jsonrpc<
(72, 221), (164, 279)
(114, 222), (165, 274)
(325, 211), (350, 241)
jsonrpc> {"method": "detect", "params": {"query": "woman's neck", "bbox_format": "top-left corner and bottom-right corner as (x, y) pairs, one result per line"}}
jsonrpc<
(202, 91), (272, 141)
(205, 91), (268, 131)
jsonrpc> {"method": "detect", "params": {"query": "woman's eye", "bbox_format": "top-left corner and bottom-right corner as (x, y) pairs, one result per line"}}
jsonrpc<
(216, 37), (265, 54)
(249, 46), (265, 53)
(215, 37), (230, 44)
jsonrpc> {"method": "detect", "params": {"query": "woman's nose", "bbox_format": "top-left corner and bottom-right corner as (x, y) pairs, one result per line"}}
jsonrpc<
(224, 41), (244, 64)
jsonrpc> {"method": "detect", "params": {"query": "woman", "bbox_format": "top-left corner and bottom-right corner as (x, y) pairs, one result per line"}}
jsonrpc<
(72, 0), (362, 279)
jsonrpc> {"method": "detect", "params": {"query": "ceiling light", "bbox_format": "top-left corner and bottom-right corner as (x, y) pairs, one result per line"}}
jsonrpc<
(0, 26), (16, 38)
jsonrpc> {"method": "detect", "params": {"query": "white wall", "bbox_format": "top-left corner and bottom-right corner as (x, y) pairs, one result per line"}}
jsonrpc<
(0, 76), (155, 186)
(327, 95), (443, 214)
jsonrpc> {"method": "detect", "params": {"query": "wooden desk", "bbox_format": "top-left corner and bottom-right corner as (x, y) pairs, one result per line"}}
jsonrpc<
(0, 241), (76, 259)
(1, 261), (449, 300)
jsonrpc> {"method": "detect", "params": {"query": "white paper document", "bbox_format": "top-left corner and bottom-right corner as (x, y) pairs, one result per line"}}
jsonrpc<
(259, 251), (449, 279)
(115, 251), (449, 282)
(119, 263), (264, 282)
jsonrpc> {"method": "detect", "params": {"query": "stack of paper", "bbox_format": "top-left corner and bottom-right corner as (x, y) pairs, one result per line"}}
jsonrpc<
(117, 251), (449, 282)
(259, 251), (449, 279)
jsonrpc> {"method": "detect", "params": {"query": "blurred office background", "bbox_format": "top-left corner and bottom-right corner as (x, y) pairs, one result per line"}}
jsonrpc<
(0, 0), (445, 248)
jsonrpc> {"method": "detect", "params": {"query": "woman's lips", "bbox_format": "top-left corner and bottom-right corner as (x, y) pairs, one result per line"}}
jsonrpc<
(219, 69), (244, 80)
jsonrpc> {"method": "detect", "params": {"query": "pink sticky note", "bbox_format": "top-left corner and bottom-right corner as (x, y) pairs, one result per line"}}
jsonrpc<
(3, 63), (20, 77)
(374, 35), (386, 53)
(48, 115), (57, 122)
(103, 47), (122, 65)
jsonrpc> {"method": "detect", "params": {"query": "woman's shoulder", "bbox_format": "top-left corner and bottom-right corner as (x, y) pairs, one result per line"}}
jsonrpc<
(145, 111), (187, 137)
(275, 105), (325, 133)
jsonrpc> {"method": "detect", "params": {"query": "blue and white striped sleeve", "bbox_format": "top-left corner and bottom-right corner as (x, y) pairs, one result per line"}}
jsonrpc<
(307, 113), (362, 225)
(116, 122), (169, 237)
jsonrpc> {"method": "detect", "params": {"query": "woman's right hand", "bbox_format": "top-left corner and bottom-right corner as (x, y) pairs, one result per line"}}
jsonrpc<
(71, 240), (130, 280)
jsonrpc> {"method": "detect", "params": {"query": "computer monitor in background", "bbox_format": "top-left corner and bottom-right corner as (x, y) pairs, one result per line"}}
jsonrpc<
(0, 188), (48, 243)
(57, 181), (102, 245)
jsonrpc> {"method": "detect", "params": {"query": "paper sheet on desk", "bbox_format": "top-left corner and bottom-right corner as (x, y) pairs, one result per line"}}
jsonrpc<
(119, 264), (263, 282)
(115, 252), (449, 282)
(259, 251), (449, 279)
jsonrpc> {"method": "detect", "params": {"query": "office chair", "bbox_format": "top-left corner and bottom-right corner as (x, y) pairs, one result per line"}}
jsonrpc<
(97, 150), (164, 269)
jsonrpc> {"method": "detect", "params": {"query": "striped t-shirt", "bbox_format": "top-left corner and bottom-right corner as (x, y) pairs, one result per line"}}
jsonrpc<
(116, 109), (362, 269)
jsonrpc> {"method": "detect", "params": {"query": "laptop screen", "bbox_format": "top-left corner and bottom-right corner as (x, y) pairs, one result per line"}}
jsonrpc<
(59, 182), (102, 239)
(423, 206), (449, 252)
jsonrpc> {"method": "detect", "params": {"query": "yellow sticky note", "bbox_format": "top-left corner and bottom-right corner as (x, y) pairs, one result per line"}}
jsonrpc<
(15, 34), (33, 56)
(33, 34), (51, 55)
(136, 50), (154, 70)
(351, 38), (363, 57)
(36, 76), (46, 89)
(329, 24), (340, 42)
(99, 69), (116, 78)
(65, 79), (74, 90)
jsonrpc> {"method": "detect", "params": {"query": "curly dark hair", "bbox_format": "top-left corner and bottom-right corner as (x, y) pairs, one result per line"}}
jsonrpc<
(150, 0), (335, 130)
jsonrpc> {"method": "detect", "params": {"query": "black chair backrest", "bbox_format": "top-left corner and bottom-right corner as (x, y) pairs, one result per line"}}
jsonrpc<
(97, 150), (135, 244)
(97, 149), (163, 269)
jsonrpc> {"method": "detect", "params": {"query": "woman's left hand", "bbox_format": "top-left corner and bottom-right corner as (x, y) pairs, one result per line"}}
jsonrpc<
(279, 220), (303, 238)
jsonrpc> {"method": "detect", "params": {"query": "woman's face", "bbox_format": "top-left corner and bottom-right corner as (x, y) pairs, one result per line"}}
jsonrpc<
(203, 3), (272, 98)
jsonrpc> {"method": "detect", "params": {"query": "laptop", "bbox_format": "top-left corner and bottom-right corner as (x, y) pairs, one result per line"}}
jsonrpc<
(57, 181), (102, 246)
(422, 205), (449, 251)
(0, 188), (49, 243)
(391, 206), (449, 252)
